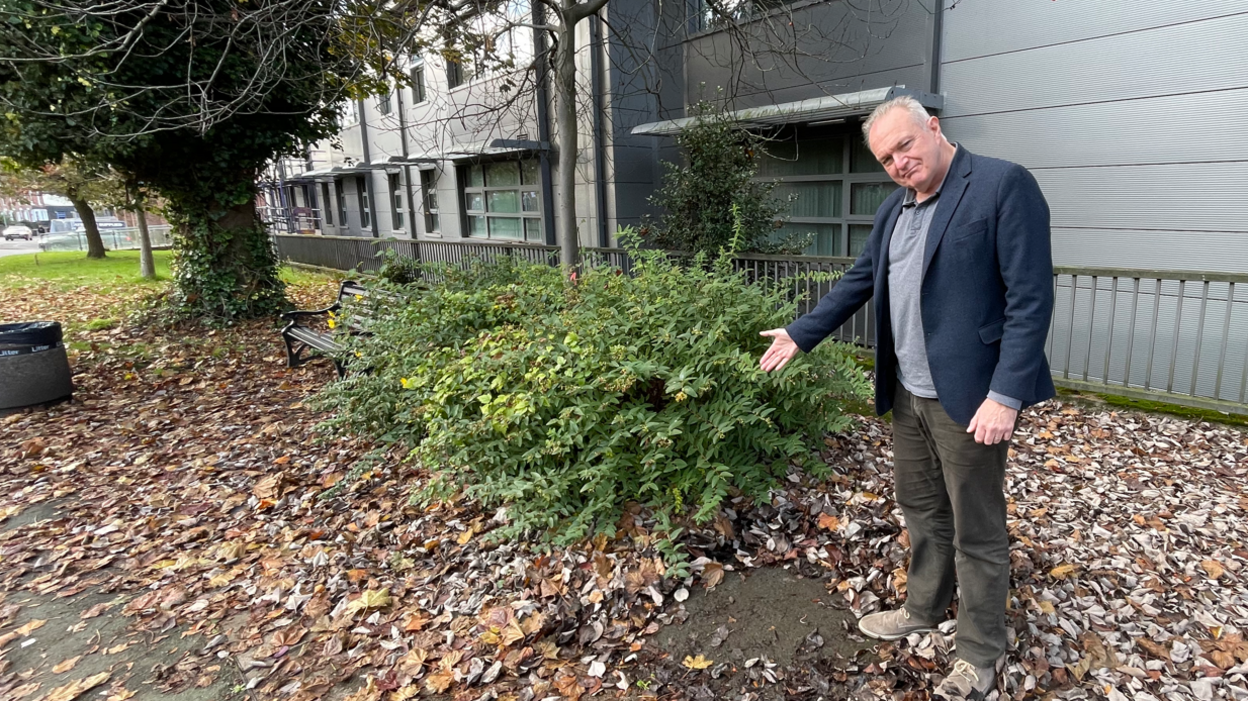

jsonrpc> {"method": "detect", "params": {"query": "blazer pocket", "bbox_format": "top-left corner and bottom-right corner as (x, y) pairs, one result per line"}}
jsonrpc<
(979, 318), (1007, 344)
(951, 218), (989, 242)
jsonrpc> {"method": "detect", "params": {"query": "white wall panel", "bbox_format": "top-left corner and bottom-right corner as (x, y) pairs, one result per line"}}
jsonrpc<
(941, 13), (1248, 117)
(1031, 162), (1248, 233)
(943, 0), (1248, 62)
(942, 88), (1248, 169)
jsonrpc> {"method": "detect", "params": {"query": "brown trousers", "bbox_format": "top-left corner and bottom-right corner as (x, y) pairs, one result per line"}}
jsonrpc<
(891, 385), (1011, 667)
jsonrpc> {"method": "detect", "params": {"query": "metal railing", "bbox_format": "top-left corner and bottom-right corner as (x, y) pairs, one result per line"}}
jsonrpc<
(271, 234), (1248, 415)
(39, 225), (173, 253)
(260, 206), (323, 235)
(1047, 268), (1248, 413)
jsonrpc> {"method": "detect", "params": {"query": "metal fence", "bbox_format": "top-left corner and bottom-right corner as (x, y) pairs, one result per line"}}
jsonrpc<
(271, 233), (1248, 415)
(40, 225), (174, 253)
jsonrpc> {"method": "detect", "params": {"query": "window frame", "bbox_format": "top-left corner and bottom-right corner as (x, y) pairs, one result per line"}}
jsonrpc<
(410, 64), (427, 104)
(388, 172), (404, 230)
(447, 59), (467, 89)
(378, 89), (393, 115)
(356, 176), (371, 230)
(757, 132), (898, 257)
(321, 182), (333, 226)
(420, 169), (441, 236)
(461, 159), (542, 243)
(335, 181), (347, 226)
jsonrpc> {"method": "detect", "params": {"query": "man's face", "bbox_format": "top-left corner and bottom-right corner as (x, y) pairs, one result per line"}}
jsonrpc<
(868, 108), (948, 193)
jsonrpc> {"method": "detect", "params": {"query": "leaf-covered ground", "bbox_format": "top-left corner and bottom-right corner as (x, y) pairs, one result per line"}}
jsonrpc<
(2, 271), (1247, 701)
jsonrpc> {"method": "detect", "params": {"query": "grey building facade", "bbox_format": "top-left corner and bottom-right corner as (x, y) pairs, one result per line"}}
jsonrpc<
(263, 0), (1248, 409)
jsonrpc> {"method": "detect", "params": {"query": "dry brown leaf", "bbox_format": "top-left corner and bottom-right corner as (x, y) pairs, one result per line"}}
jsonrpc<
(1049, 563), (1077, 580)
(423, 670), (454, 694)
(1202, 560), (1226, 579)
(39, 671), (110, 701)
(51, 656), (82, 674)
(702, 562), (724, 589)
(816, 513), (839, 531)
(10, 682), (41, 699)
(15, 618), (47, 636)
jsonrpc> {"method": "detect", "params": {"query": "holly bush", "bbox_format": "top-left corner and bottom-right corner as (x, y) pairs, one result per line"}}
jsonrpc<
(316, 235), (870, 545)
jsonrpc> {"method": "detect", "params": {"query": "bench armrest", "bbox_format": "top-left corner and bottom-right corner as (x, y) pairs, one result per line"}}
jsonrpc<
(280, 301), (342, 322)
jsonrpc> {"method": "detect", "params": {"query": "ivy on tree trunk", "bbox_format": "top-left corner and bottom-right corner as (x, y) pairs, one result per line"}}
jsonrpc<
(164, 187), (285, 322)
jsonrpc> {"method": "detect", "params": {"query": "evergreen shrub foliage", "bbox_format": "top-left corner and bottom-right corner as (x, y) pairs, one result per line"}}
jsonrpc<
(646, 102), (809, 256)
(316, 234), (870, 544)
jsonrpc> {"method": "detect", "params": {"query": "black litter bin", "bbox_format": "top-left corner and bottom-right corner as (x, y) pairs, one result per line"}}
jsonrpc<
(0, 321), (74, 413)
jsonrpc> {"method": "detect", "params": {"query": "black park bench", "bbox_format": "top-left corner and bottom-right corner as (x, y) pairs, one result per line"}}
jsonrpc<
(280, 280), (404, 378)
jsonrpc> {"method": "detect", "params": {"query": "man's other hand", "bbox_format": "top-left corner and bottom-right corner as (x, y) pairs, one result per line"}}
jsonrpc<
(967, 397), (1018, 444)
(759, 329), (800, 372)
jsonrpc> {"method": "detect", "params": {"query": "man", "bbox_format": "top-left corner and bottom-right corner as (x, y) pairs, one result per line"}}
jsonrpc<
(758, 96), (1054, 699)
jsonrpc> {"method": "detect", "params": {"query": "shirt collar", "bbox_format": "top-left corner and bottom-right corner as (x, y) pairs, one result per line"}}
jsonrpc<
(902, 145), (957, 208)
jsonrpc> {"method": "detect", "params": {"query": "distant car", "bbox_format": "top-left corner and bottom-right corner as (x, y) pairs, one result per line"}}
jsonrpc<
(3, 225), (34, 241)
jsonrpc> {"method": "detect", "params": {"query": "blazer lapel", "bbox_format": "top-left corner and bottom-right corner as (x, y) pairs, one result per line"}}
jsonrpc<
(874, 199), (905, 296)
(921, 148), (973, 278)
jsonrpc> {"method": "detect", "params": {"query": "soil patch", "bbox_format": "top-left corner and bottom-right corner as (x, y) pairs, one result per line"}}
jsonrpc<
(0, 587), (243, 700)
(652, 566), (870, 668)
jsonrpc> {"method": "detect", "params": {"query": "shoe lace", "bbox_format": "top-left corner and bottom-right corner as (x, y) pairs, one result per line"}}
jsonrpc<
(952, 659), (979, 683)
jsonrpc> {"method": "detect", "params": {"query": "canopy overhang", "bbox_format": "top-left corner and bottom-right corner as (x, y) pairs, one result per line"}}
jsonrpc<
(630, 86), (944, 137)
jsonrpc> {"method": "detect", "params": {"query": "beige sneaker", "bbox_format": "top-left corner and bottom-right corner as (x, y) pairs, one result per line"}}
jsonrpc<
(933, 658), (996, 700)
(857, 607), (938, 641)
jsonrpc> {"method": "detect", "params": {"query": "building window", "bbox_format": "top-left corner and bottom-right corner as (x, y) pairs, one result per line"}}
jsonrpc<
(321, 183), (333, 225)
(447, 60), (467, 89)
(463, 159), (542, 242)
(378, 90), (392, 115)
(420, 169), (440, 234)
(357, 176), (371, 229)
(342, 100), (359, 125)
(758, 134), (897, 257)
(336, 182), (347, 225)
(411, 64), (426, 104)
(691, 0), (799, 32)
(389, 173), (404, 230)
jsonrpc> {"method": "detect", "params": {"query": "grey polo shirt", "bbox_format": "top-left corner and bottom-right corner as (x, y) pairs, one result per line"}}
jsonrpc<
(887, 153), (1021, 411)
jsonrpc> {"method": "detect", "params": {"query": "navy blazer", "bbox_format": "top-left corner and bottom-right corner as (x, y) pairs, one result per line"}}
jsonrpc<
(787, 146), (1056, 425)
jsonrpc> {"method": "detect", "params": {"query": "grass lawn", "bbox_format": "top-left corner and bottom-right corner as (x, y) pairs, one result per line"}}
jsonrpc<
(0, 250), (173, 291)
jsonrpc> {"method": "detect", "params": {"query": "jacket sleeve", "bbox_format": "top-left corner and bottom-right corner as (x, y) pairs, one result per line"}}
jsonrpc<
(785, 221), (881, 354)
(989, 165), (1054, 401)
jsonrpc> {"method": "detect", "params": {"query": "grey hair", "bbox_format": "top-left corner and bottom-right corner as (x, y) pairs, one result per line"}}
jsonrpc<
(861, 95), (931, 141)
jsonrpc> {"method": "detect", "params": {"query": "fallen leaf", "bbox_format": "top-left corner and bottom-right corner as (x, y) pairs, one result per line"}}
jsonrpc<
(15, 619), (47, 636)
(682, 654), (714, 670)
(51, 656), (82, 674)
(1049, 563), (1077, 580)
(39, 671), (110, 701)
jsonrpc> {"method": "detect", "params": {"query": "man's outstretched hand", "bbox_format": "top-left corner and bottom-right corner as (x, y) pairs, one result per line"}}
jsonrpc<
(759, 328), (800, 372)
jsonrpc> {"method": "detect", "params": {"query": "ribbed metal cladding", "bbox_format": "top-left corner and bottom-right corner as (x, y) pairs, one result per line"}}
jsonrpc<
(1032, 163), (1248, 232)
(943, 87), (1248, 170)
(941, 12), (1248, 117)
(942, 1), (1248, 63)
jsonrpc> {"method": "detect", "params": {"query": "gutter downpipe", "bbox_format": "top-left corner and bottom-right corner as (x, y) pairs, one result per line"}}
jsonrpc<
(929, 0), (943, 95)
(358, 97), (380, 238)
(590, 14), (609, 249)
(533, 2), (557, 247)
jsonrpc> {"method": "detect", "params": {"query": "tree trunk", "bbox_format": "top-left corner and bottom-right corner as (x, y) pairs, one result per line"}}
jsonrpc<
(69, 196), (106, 259)
(137, 207), (155, 279)
(554, 12), (581, 275)
(167, 191), (285, 321)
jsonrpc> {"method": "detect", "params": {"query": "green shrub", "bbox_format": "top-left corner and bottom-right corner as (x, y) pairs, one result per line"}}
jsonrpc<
(645, 101), (809, 256)
(315, 234), (870, 545)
